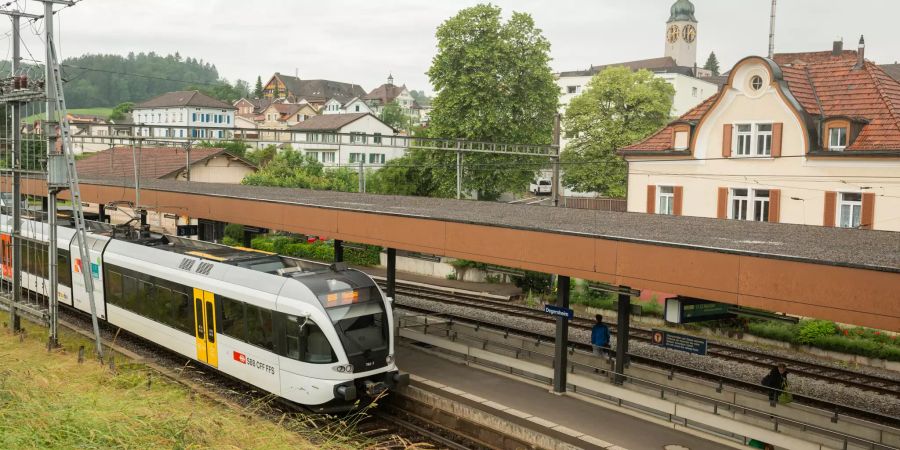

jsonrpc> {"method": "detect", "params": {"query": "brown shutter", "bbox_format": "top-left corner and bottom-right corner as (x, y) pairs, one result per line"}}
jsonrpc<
(673, 186), (684, 216)
(861, 192), (876, 230)
(717, 187), (728, 219)
(823, 191), (837, 227)
(771, 122), (783, 157)
(722, 124), (733, 158)
(646, 185), (656, 214)
(768, 189), (781, 223)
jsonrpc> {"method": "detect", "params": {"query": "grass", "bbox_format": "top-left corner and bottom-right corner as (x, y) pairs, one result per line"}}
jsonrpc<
(0, 312), (337, 449)
(24, 107), (113, 124)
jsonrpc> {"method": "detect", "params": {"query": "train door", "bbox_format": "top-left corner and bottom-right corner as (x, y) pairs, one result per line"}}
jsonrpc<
(192, 288), (218, 368)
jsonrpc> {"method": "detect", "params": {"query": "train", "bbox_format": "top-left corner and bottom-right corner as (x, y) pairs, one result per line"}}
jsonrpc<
(0, 214), (408, 412)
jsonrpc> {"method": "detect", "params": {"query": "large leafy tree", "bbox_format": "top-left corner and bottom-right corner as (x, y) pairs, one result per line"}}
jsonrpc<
(423, 4), (558, 199)
(109, 102), (134, 121)
(561, 67), (673, 197)
(242, 148), (359, 191)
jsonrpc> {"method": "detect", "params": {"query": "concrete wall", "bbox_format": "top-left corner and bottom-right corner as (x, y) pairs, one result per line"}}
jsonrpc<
(165, 155), (255, 184)
(379, 253), (491, 283)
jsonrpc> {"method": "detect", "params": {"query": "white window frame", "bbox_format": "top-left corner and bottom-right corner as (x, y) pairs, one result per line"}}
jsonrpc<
(838, 192), (862, 228)
(732, 122), (774, 157)
(729, 188), (770, 221)
(368, 153), (385, 165)
(348, 152), (365, 164)
(321, 152), (335, 164)
(349, 132), (366, 144)
(657, 186), (675, 215)
(829, 127), (848, 151)
(305, 151), (319, 162)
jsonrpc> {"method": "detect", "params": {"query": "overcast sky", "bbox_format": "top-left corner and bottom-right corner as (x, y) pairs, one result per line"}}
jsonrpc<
(13, 0), (900, 96)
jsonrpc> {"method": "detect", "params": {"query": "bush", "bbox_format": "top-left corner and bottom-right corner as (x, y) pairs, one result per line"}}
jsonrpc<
(248, 236), (381, 266)
(747, 321), (798, 343)
(796, 320), (837, 345)
(224, 224), (244, 243)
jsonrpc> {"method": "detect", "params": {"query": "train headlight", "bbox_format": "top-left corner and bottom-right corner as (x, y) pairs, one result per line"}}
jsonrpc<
(385, 354), (395, 365)
(332, 363), (354, 373)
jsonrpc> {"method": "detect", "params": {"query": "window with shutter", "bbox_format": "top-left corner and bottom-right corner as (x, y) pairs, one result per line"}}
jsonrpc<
(722, 124), (733, 157)
(823, 191), (837, 227)
(717, 187), (728, 219)
(646, 185), (656, 214)
(860, 192), (875, 230)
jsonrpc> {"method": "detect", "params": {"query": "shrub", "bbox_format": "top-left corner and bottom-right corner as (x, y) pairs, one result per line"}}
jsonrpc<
(248, 237), (381, 266)
(224, 223), (244, 243)
(748, 320), (798, 343)
(796, 320), (837, 345)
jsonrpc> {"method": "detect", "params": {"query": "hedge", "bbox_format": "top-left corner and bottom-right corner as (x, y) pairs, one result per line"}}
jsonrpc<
(749, 320), (899, 361)
(249, 236), (381, 266)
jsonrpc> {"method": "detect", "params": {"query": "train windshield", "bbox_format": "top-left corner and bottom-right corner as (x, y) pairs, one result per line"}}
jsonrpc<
(327, 300), (389, 358)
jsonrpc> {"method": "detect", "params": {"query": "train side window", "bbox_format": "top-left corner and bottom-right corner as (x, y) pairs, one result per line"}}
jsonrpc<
(154, 286), (173, 329)
(58, 251), (71, 288)
(284, 314), (337, 364)
(106, 269), (123, 305)
(137, 280), (155, 317)
(245, 303), (274, 351)
(219, 296), (246, 341)
(173, 291), (193, 334)
(122, 274), (138, 312)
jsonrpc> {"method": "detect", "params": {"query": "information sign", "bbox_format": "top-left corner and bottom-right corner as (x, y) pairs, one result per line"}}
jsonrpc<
(544, 304), (574, 320)
(650, 329), (708, 355)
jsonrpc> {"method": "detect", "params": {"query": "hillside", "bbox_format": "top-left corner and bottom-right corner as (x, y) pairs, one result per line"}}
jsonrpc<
(0, 52), (244, 108)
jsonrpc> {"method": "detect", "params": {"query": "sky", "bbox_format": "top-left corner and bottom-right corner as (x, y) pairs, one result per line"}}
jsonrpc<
(11, 0), (900, 96)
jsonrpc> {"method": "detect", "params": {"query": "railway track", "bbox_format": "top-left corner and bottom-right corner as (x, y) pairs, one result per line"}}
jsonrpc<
(379, 280), (900, 399)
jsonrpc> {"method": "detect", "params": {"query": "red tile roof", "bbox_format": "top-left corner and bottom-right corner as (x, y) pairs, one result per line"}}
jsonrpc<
(622, 50), (900, 153)
(76, 147), (253, 181)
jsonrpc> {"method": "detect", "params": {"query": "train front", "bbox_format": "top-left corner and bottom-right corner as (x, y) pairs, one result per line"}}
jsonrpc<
(278, 264), (408, 412)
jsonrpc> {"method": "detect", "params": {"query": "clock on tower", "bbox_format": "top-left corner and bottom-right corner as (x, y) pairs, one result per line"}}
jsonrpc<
(664, 0), (698, 67)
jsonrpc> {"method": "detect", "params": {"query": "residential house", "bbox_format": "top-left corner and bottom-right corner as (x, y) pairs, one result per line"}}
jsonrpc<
(322, 96), (373, 115)
(619, 38), (900, 231)
(262, 72), (366, 109)
(258, 103), (319, 142)
(288, 113), (399, 167)
(76, 146), (256, 184)
(132, 90), (236, 139)
(233, 97), (274, 116)
(364, 74), (420, 122)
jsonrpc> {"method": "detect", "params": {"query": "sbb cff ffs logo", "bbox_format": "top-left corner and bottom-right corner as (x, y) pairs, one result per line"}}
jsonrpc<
(233, 351), (247, 364)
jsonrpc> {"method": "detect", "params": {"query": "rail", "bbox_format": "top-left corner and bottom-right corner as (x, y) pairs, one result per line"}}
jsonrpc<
(398, 314), (899, 449)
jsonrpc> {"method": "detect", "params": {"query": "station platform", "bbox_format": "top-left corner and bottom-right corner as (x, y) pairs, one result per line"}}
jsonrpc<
(396, 343), (733, 450)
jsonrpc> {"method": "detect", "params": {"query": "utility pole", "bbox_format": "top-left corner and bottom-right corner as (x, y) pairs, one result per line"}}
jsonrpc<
(2, 11), (40, 333)
(42, 0), (103, 358)
(357, 160), (365, 193)
(456, 139), (462, 199)
(551, 113), (561, 207)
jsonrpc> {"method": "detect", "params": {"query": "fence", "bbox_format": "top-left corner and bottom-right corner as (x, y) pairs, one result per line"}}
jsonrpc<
(560, 196), (627, 212)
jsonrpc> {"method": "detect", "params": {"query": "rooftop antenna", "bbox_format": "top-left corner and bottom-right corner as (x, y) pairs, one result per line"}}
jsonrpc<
(768, 0), (777, 59)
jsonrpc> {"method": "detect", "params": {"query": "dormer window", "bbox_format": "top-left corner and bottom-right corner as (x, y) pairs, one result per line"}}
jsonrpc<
(829, 126), (847, 150)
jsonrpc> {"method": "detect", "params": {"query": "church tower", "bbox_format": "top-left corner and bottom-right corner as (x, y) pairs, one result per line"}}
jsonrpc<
(664, 0), (698, 67)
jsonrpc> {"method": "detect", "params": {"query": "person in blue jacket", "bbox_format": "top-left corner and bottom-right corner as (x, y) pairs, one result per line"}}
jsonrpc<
(591, 315), (611, 356)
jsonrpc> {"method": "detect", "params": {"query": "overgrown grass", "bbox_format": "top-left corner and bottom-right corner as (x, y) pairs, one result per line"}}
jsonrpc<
(24, 107), (113, 124)
(569, 288), (663, 317)
(0, 313), (363, 449)
(249, 235), (382, 266)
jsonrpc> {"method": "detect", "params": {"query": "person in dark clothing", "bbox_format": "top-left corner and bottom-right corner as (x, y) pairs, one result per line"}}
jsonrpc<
(761, 363), (788, 402)
(591, 315), (611, 357)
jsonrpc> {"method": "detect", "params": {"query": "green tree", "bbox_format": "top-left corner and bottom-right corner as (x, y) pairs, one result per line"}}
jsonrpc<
(380, 100), (410, 130)
(423, 4), (558, 199)
(241, 148), (360, 191)
(367, 151), (441, 196)
(560, 67), (673, 197)
(703, 52), (720, 76)
(245, 145), (278, 167)
(254, 76), (264, 97)
(109, 102), (134, 121)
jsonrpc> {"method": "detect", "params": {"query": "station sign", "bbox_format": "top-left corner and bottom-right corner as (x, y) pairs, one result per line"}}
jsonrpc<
(544, 304), (574, 320)
(665, 297), (735, 324)
(651, 329), (707, 355)
(177, 224), (198, 236)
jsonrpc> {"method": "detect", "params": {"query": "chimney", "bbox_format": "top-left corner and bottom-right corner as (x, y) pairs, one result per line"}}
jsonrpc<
(854, 35), (865, 69)
(832, 39), (843, 56)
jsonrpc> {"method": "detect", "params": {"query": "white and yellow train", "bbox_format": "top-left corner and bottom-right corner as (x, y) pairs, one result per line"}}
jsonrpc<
(0, 215), (407, 412)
